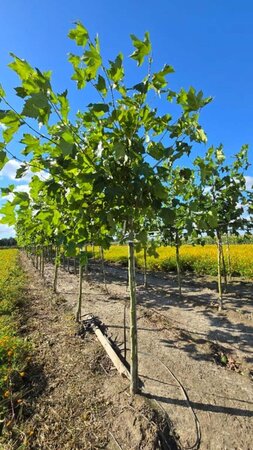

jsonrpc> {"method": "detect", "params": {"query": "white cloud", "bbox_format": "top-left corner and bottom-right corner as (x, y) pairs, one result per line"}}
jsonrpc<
(0, 184), (30, 202)
(0, 159), (49, 183)
(0, 160), (22, 181)
(245, 176), (253, 190)
(0, 223), (15, 238)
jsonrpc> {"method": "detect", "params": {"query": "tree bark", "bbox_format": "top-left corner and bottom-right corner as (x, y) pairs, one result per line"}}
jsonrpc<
(100, 246), (107, 291)
(53, 247), (59, 293)
(216, 231), (223, 311)
(75, 263), (83, 322)
(175, 238), (182, 298)
(128, 225), (138, 394)
(143, 245), (148, 288)
(41, 247), (45, 278)
(226, 231), (232, 281)
(221, 240), (227, 290)
(35, 249), (39, 270)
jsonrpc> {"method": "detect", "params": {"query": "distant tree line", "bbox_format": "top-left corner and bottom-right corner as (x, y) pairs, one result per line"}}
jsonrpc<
(0, 237), (17, 247)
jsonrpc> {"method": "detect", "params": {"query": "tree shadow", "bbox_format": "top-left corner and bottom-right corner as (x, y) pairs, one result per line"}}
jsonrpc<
(142, 392), (253, 417)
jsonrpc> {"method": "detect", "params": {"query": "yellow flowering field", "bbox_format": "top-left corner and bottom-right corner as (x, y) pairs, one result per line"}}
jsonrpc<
(0, 248), (18, 281)
(100, 244), (253, 278)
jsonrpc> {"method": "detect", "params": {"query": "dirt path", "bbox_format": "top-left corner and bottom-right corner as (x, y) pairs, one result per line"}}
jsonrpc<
(3, 254), (178, 450)
(39, 257), (253, 450)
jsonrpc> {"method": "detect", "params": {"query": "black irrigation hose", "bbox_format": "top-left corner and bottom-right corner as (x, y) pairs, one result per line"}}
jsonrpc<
(140, 351), (201, 450)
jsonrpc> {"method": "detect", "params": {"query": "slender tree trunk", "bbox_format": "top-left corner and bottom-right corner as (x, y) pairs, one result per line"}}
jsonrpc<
(128, 225), (138, 394)
(84, 245), (88, 271)
(175, 233), (182, 298)
(35, 249), (39, 270)
(226, 231), (232, 281)
(123, 302), (127, 361)
(100, 246), (107, 291)
(216, 231), (223, 311)
(75, 263), (83, 322)
(74, 257), (77, 275)
(221, 240), (227, 290)
(67, 257), (70, 273)
(53, 247), (59, 293)
(41, 247), (45, 278)
(39, 250), (42, 273)
(143, 245), (148, 288)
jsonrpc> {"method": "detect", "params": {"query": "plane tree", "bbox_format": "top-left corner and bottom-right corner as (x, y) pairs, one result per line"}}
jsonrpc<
(0, 22), (211, 393)
(194, 145), (249, 309)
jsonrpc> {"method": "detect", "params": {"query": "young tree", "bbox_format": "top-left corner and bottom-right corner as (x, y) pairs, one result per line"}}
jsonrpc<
(194, 145), (249, 309)
(0, 22), (211, 393)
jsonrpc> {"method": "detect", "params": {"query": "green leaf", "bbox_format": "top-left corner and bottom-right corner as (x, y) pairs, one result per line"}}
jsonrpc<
(8, 54), (33, 81)
(88, 103), (109, 116)
(1, 184), (15, 195)
(95, 75), (107, 96)
(195, 127), (207, 144)
(14, 87), (27, 98)
(68, 22), (89, 47)
(83, 41), (102, 80)
(58, 90), (70, 121)
(59, 131), (75, 156)
(22, 93), (51, 124)
(132, 82), (148, 94)
(0, 84), (5, 98)
(20, 134), (40, 156)
(147, 142), (166, 160)
(0, 201), (15, 225)
(130, 32), (151, 66)
(71, 68), (86, 89)
(107, 54), (124, 83)
(15, 164), (28, 179)
(113, 142), (125, 159)
(152, 65), (174, 90)
(0, 149), (8, 169)
(0, 110), (21, 143)
(160, 207), (176, 225)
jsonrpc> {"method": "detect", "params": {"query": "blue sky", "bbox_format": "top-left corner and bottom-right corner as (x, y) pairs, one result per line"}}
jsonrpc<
(0, 0), (253, 237)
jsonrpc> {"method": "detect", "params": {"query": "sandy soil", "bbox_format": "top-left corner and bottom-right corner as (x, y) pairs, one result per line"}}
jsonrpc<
(37, 255), (253, 450)
(2, 254), (178, 450)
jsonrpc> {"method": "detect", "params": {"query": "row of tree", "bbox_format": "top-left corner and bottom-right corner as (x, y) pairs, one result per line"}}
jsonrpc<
(0, 23), (252, 393)
(0, 237), (17, 247)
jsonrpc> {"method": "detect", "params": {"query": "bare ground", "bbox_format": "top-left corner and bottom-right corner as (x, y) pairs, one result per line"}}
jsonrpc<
(38, 256), (253, 450)
(1, 254), (178, 450)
